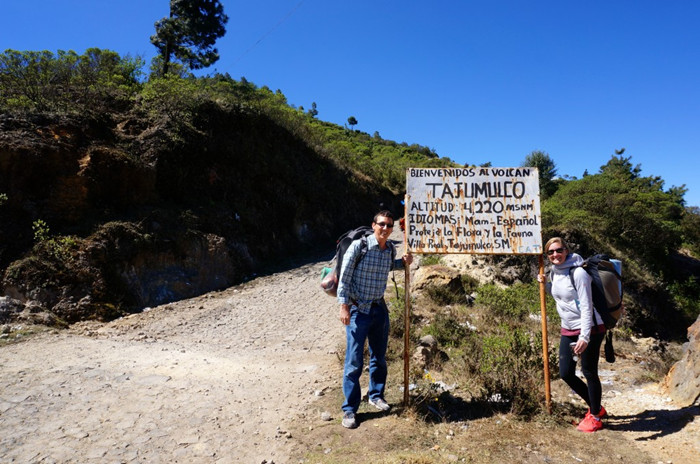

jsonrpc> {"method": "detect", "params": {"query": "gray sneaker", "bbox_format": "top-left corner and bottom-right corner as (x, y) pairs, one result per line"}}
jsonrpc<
(342, 411), (357, 429)
(369, 397), (391, 411)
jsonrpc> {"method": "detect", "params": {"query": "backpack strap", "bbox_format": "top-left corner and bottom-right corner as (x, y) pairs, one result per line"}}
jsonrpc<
(354, 236), (370, 268)
(389, 241), (396, 270)
(568, 267), (577, 292)
(388, 241), (399, 299)
(568, 266), (597, 328)
(356, 237), (396, 269)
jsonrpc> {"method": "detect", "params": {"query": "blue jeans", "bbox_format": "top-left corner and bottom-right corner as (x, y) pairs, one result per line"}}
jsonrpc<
(342, 300), (390, 413)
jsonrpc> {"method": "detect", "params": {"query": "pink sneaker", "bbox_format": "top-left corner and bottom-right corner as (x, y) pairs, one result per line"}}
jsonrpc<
(586, 405), (607, 419)
(577, 413), (603, 433)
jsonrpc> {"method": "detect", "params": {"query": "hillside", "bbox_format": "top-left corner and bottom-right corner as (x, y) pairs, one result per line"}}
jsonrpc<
(0, 92), (445, 324)
(0, 49), (456, 324)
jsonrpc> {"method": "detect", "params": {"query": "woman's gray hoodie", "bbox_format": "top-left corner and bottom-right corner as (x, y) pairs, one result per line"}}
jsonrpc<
(550, 253), (603, 343)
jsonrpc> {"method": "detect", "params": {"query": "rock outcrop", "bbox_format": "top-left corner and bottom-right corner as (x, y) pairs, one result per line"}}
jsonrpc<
(663, 314), (700, 406)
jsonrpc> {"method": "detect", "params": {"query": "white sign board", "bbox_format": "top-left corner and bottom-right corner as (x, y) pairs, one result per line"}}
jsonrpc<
(406, 167), (542, 255)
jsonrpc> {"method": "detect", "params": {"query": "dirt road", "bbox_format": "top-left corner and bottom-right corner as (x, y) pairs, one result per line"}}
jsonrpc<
(0, 255), (342, 463)
(1, 234), (698, 463)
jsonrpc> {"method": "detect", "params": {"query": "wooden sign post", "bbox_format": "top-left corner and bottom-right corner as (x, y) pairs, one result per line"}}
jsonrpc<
(403, 251), (411, 406)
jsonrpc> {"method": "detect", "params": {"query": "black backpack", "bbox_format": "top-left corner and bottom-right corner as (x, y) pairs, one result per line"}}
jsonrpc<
(568, 254), (623, 329)
(320, 226), (395, 297)
(566, 254), (623, 362)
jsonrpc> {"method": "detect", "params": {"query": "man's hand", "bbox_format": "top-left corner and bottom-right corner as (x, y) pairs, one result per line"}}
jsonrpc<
(403, 253), (413, 266)
(340, 304), (350, 326)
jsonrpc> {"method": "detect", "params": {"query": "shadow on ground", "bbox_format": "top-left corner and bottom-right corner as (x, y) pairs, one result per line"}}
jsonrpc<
(606, 405), (700, 441)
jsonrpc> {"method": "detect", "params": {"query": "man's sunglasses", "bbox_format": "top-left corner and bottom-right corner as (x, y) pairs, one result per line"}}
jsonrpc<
(376, 222), (394, 228)
(546, 247), (565, 255)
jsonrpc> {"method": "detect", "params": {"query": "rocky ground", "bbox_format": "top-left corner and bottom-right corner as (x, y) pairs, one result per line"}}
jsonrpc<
(0, 234), (698, 463)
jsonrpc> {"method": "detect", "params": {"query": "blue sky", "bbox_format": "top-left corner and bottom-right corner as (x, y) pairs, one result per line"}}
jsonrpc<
(3, 1), (699, 207)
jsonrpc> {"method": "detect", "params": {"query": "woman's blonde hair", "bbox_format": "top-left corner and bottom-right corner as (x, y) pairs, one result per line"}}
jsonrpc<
(544, 237), (569, 254)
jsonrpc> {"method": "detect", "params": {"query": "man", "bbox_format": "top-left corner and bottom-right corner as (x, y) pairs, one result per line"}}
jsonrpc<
(337, 210), (413, 429)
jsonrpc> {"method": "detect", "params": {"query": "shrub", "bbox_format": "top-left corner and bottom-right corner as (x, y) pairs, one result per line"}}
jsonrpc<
(668, 277), (700, 321)
(32, 219), (50, 243)
(476, 324), (546, 415)
(140, 75), (208, 123)
(414, 279), (559, 416)
(680, 206), (700, 257)
(0, 48), (142, 113)
(388, 286), (421, 337)
(420, 254), (442, 266)
(460, 274), (480, 294)
(475, 281), (554, 322)
(387, 287), (407, 340)
(43, 236), (81, 263)
(421, 312), (471, 348)
(424, 284), (464, 306)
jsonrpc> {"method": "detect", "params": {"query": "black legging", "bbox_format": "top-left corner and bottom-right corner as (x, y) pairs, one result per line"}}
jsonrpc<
(559, 332), (605, 415)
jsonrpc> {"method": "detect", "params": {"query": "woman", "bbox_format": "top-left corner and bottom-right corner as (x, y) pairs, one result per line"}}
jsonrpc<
(538, 237), (606, 432)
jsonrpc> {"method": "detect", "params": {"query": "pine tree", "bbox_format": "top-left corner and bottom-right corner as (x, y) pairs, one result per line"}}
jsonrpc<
(151, 0), (229, 76)
(522, 150), (558, 199)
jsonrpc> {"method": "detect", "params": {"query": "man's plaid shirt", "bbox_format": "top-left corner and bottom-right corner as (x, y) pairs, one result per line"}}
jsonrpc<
(337, 234), (401, 314)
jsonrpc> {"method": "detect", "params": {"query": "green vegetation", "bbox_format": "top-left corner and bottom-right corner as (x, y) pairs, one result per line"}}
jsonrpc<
(522, 150), (559, 199)
(680, 206), (700, 256)
(476, 323), (545, 415)
(32, 219), (50, 243)
(476, 281), (558, 323)
(420, 254), (443, 266)
(0, 48), (143, 113)
(140, 74), (210, 122)
(421, 312), (471, 348)
(424, 284), (464, 306)
(543, 155), (685, 268)
(0, 49), (451, 194)
(669, 277), (700, 321)
(403, 280), (558, 417)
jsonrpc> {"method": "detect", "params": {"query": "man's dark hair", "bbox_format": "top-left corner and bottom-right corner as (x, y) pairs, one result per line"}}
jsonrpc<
(373, 210), (394, 223)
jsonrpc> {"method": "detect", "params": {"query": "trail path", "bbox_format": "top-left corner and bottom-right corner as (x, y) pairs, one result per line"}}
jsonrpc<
(0, 254), (342, 463)
(0, 231), (698, 463)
